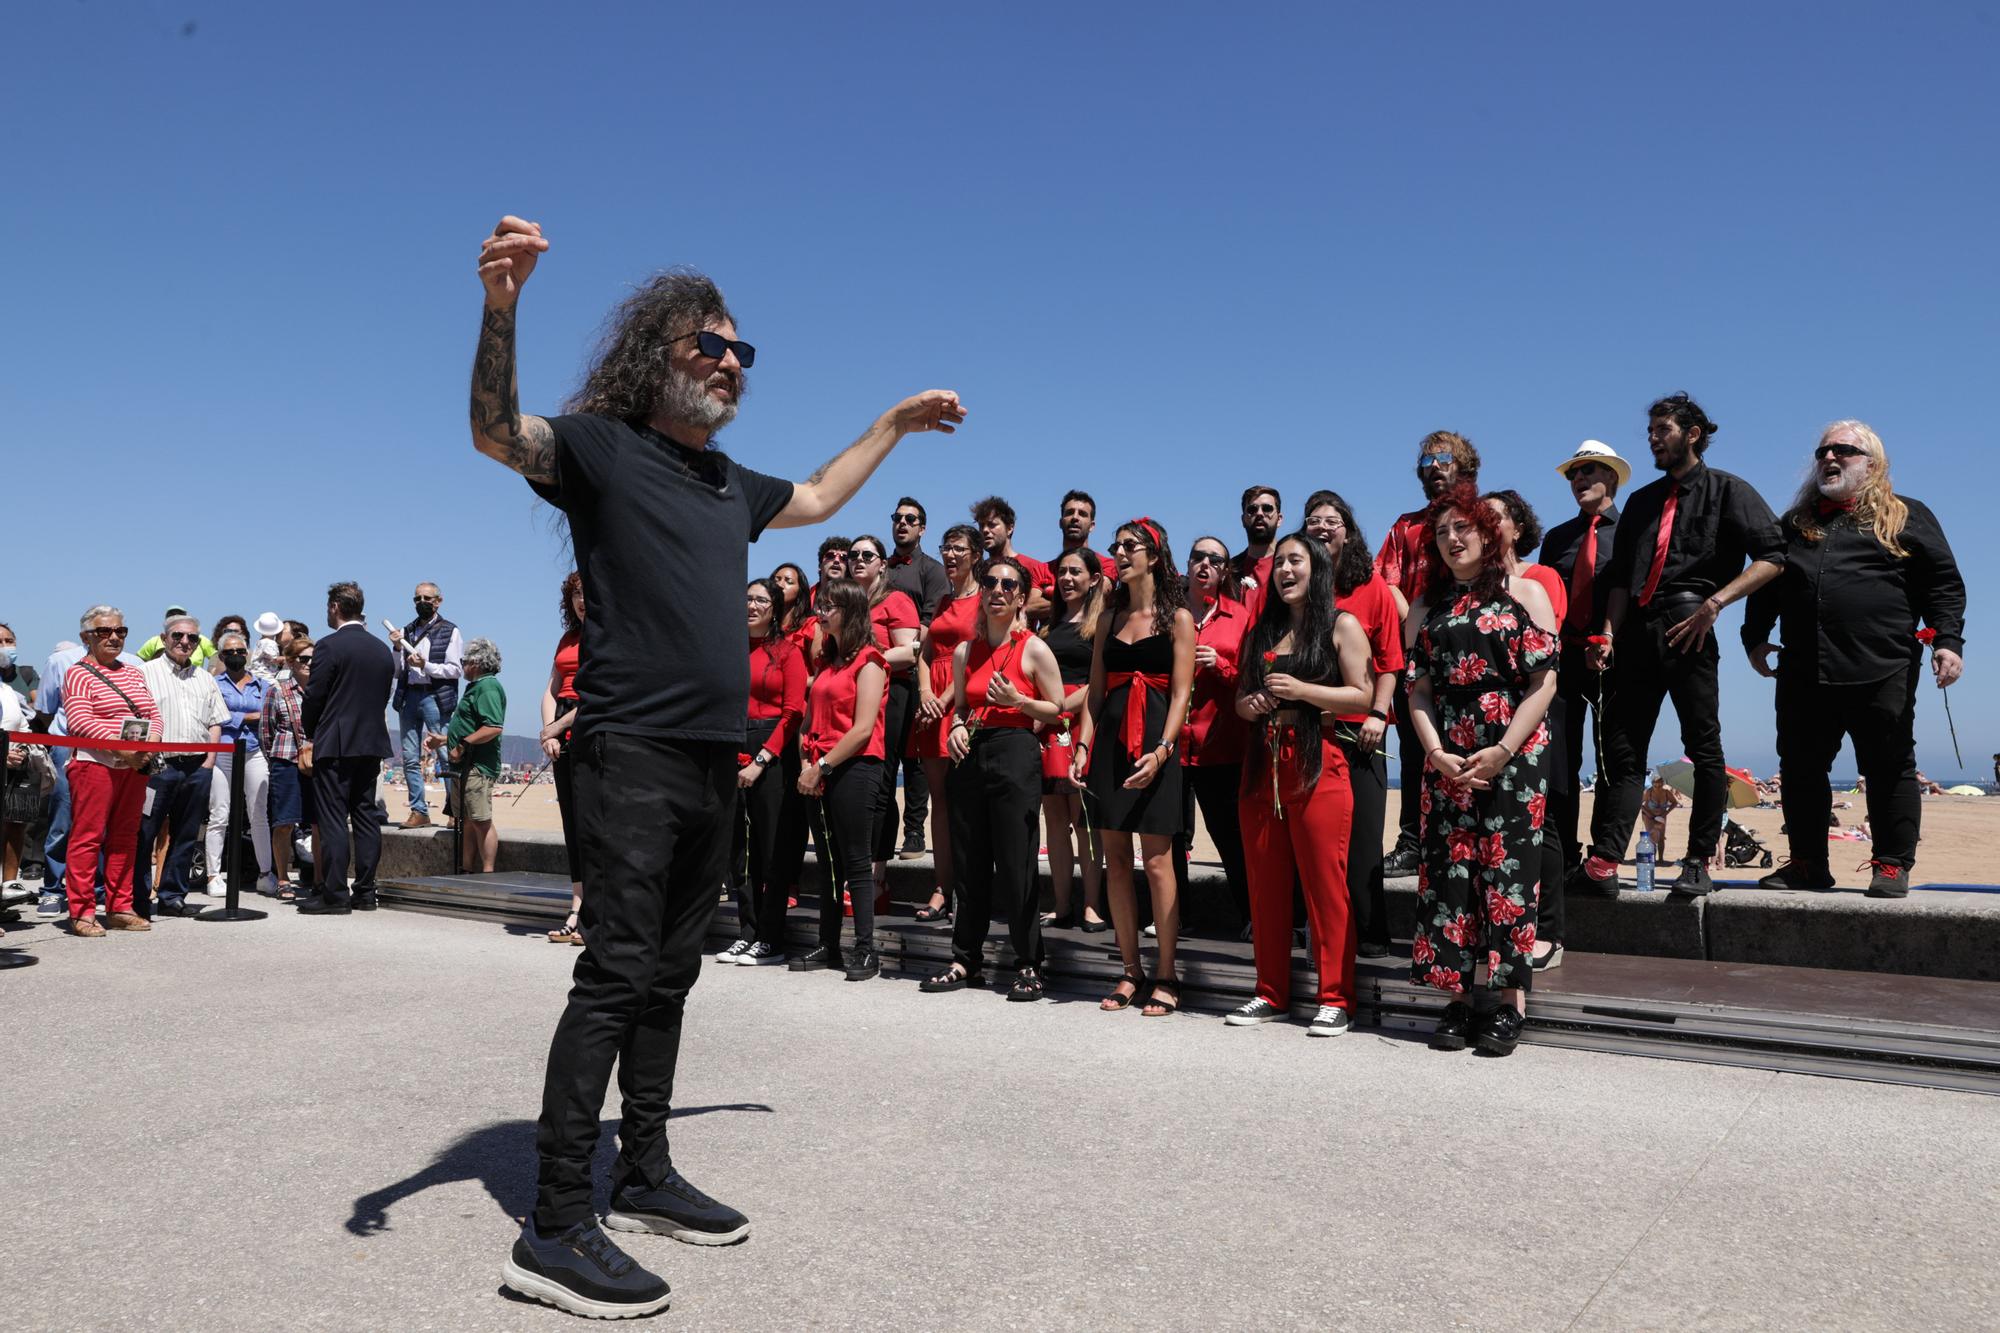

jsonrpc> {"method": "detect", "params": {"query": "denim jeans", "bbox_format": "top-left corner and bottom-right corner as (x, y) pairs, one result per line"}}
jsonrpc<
(136, 758), (213, 911)
(398, 692), (446, 815)
(43, 746), (71, 891)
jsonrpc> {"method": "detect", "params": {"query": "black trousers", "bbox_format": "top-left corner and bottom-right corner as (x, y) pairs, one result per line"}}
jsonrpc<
(1390, 678), (1424, 855)
(551, 742), (582, 885)
(770, 737), (809, 892)
(872, 675), (916, 863)
(1174, 762), (1248, 928)
(312, 757), (384, 903)
(533, 734), (735, 1233)
(1776, 665), (1921, 868)
(1591, 611), (1727, 862)
(135, 757), (211, 913)
(1536, 704), (1567, 947)
(1548, 641), (1615, 875)
(1336, 740), (1391, 950)
(816, 756), (883, 953)
(900, 754), (929, 848)
(947, 727), (1043, 972)
(730, 753), (790, 945)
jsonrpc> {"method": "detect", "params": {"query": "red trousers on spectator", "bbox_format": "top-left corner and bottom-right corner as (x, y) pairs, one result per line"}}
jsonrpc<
(66, 760), (147, 918)
(1239, 732), (1355, 1010)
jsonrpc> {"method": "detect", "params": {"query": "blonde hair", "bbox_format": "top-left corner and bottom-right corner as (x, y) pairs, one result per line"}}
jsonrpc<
(1785, 420), (1909, 557)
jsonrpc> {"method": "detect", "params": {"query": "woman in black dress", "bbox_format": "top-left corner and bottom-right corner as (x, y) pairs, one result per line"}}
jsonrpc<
(1041, 547), (1107, 930)
(1074, 518), (1196, 1016)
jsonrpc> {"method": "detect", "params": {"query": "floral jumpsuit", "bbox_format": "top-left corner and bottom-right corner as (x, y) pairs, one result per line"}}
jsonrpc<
(1409, 587), (1557, 994)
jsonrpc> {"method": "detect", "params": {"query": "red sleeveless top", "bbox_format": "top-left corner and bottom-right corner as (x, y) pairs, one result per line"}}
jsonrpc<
(963, 630), (1041, 731)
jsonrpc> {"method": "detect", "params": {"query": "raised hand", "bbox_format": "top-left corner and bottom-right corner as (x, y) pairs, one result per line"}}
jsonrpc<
(886, 390), (967, 436)
(478, 216), (549, 308)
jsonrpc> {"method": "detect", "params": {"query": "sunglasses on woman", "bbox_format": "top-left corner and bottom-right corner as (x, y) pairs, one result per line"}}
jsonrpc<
(1187, 550), (1227, 568)
(673, 329), (757, 367)
(980, 575), (1022, 593)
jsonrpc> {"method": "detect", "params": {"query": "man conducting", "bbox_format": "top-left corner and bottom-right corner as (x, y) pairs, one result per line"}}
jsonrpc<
(470, 215), (964, 1319)
(1744, 421), (1965, 896)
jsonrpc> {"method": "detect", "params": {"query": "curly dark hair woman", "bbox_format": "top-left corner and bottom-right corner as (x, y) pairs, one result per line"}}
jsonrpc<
(558, 570), (584, 635)
(564, 269), (742, 425)
(1299, 489), (1375, 596)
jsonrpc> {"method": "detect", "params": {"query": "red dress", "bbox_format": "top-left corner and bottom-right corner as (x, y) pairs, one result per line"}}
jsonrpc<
(910, 591), (980, 758)
(802, 646), (888, 764)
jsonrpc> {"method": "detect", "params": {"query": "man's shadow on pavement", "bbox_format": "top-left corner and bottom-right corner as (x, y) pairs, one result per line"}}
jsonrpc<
(346, 1104), (773, 1236)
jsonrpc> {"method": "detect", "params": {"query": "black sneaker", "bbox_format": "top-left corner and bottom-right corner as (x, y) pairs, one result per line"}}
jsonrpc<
(1475, 1006), (1525, 1056)
(1864, 861), (1910, 899)
(789, 944), (838, 973)
(604, 1169), (750, 1246)
(294, 895), (352, 915)
(1568, 864), (1621, 899)
(501, 1220), (671, 1319)
(1307, 1006), (1351, 1038)
(1668, 859), (1715, 897)
(1757, 861), (1835, 892)
(1429, 1000), (1474, 1051)
(1382, 847), (1420, 878)
(844, 948), (880, 981)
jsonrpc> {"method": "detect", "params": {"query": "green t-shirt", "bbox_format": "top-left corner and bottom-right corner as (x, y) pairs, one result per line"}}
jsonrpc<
(447, 675), (507, 777)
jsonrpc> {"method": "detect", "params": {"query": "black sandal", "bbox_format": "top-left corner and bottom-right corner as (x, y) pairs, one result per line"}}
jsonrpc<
(1100, 971), (1147, 1011)
(1008, 966), (1045, 1002)
(914, 897), (952, 924)
(920, 962), (981, 993)
(1142, 976), (1182, 1017)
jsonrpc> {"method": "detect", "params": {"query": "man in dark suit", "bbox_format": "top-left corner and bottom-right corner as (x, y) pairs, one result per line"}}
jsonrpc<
(300, 581), (395, 914)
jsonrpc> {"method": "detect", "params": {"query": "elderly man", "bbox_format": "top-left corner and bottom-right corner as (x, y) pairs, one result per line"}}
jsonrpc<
(137, 604), (216, 668)
(137, 616), (228, 917)
(387, 581), (464, 829)
(62, 606), (163, 935)
(1744, 421), (1966, 896)
(428, 636), (507, 874)
(471, 213), (962, 1316)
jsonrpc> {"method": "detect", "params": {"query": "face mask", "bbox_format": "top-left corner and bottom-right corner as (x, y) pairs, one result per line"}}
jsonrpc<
(415, 600), (436, 616)
(0, 645), (14, 667)
(222, 652), (249, 670)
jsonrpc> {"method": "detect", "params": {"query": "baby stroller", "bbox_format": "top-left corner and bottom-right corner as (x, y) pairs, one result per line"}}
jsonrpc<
(1721, 817), (1774, 869)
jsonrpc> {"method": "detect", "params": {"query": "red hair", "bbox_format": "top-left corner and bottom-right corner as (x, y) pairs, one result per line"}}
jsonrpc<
(1416, 480), (1509, 604)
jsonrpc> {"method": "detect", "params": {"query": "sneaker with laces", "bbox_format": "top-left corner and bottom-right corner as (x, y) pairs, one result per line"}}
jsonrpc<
(37, 889), (65, 916)
(788, 944), (838, 972)
(605, 1168), (751, 1246)
(1307, 1006), (1351, 1037)
(844, 947), (880, 981)
(738, 941), (787, 966)
(1668, 858), (1715, 897)
(1225, 997), (1285, 1026)
(714, 939), (751, 964)
(1757, 861), (1835, 892)
(501, 1219), (671, 1319)
(1864, 860), (1910, 898)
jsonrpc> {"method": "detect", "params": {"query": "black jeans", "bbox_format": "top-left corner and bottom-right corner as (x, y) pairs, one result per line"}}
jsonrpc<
(1776, 665), (1921, 868)
(816, 756), (883, 953)
(1336, 740), (1391, 950)
(1591, 609), (1727, 862)
(135, 757), (211, 913)
(311, 757), (384, 903)
(872, 675), (916, 863)
(730, 751), (790, 945)
(1174, 762), (1248, 929)
(551, 742), (582, 885)
(769, 737), (809, 892)
(1390, 678), (1423, 855)
(1548, 641), (1615, 876)
(948, 727), (1043, 972)
(1536, 700), (1567, 947)
(533, 734), (735, 1233)
(900, 754), (929, 848)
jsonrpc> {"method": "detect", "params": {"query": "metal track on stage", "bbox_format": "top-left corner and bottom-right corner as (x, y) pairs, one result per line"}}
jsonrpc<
(379, 871), (2000, 1096)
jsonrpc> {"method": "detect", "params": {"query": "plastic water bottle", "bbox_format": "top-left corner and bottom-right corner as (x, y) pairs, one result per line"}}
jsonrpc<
(1635, 831), (1656, 893)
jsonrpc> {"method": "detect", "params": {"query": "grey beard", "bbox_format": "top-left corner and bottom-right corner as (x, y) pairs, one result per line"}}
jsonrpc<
(658, 367), (742, 436)
(1817, 466), (1866, 501)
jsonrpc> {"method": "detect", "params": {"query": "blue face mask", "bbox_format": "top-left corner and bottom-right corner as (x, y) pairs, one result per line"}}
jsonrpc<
(0, 644), (15, 668)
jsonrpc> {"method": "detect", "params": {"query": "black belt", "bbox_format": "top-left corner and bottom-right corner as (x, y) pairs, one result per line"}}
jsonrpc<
(1639, 591), (1708, 621)
(744, 717), (779, 750)
(162, 753), (208, 770)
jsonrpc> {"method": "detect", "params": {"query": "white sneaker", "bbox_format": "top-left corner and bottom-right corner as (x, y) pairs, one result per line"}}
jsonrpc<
(739, 941), (787, 966)
(1143, 922), (1158, 938)
(1307, 1006), (1351, 1038)
(1225, 998), (1285, 1026)
(715, 939), (751, 964)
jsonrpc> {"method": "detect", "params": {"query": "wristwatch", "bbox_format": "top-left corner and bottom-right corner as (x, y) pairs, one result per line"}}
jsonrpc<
(1156, 738), (1177, 761)
(1366, 708), (1388, 722)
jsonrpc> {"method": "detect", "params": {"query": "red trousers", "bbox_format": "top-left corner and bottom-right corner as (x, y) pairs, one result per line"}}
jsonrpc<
(66, 760), (148, 918)
(1239, 734), (1355, 1009)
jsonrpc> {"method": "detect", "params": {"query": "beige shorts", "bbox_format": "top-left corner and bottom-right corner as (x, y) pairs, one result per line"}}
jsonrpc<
(463, 768), (494, 823)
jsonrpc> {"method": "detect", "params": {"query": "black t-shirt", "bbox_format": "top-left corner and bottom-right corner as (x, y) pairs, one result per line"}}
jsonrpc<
(530, 414), (793, 744)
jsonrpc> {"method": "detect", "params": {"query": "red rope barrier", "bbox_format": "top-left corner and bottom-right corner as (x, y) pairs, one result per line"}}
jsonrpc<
(3, 731), (233, 755)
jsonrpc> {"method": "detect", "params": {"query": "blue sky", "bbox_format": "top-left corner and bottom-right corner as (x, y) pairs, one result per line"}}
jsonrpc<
(7, 2), (1993, 776)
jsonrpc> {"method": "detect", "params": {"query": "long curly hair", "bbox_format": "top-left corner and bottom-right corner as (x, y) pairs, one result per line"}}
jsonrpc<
(558, 571), (584, 635)
(1784, 420), (1910, 558)
(564, 270), (735, 422)
(1240, 534), (1339, 786)
(1300, 490), (1374, 596)
(1108, 518), (1187, 626)
(1415, 481), (1509, 604)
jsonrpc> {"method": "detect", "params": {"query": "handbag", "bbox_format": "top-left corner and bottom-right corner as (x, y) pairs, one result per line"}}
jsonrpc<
(78, 662), (162, 776)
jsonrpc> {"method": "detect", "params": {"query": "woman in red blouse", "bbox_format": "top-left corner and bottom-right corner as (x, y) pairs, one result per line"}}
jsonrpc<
(922, 559), (1066, 1000)
(539, 572), (586, 944)
(790, 580), (889, 982)
(1302, 490), (1406, 959)
(845, 534), (921, 906)
(765, 561), (816, 906)
(63, 605), (163, 935)
(909, 524), (982, 923)
(1176, 536), (1252, 935)
(719, 579), (807, 966)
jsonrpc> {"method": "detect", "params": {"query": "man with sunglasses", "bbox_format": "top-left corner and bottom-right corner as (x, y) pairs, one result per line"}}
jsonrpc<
(1581, 393), (1784, 898)
(138, 616), (229, 917)
(471, 213), (965, 1320)
(387, 583), (463, 830)
(1376, 433), (1478, 877)
(884, 498), (948, 857)
(136, 604), (216, 669)
(1230, 485), (1284, 610)
(1742, 421), (1964, 896)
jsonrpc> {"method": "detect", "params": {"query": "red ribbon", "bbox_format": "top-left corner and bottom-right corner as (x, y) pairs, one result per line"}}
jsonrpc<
(4, 730), (232, 755)
(1105, 671), (1170, 760)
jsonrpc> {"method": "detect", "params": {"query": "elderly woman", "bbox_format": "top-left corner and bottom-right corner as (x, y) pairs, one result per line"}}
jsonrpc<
(62, 605), (163, 935)
(430, 636), (507, 873)
(206, 629), (277, 894)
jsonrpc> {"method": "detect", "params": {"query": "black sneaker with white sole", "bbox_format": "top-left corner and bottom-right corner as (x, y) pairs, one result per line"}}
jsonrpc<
(604, 1169), (750, 1246)
(739, 941), (787, 966)
(1225, 997), (1285, 1026)
(787, 944), (838, 972)
(1307, 1006), (1351, 1037)
(501, 1220), (671, 1320)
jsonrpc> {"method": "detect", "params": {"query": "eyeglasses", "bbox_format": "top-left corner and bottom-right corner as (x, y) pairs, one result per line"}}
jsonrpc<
(891, 512), (924, 526)
(672, 329), (757, 367)
(849, 550), (882, 566)
(1108, 539), (1147, 555)
(167, 631), (201, 643)
(1814, 443), (1866, 460)
(746, 595), (774, 607)
(1187, 550), (1227, 568)
(980, 575), (1023, 593)
(87, 626), (129, 638)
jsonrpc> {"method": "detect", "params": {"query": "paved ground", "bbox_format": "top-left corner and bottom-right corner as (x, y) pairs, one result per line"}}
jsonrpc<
(3, 903), (1995, 1331)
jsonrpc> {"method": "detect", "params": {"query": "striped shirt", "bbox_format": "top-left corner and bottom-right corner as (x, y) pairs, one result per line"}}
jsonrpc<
(141, 655), (229, 748)
(62, 658), (162, 769)
(261, 679), (306, 762)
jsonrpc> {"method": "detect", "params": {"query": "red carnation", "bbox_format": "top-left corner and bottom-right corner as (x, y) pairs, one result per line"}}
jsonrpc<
(1915, 628), (1937, 644)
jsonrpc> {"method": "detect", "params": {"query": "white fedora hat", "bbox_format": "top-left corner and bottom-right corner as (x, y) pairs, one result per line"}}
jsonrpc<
(1556, 440), (1631, 489)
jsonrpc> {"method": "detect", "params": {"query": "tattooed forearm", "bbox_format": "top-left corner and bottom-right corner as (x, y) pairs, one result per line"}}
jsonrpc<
(470, 304), (555, 482)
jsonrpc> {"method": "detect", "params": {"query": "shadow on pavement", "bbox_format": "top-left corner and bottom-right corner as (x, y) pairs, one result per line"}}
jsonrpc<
(346, 1104), (774, 1237)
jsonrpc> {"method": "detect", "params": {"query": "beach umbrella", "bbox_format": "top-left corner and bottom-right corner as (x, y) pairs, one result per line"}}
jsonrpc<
(1655, 758), (1760, 809)
(1946, 783), (1986, 796)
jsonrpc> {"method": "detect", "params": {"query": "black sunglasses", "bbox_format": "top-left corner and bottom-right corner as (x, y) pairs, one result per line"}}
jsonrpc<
(981, 575), (1023, 593)
(674, 329), (756, 367)
(1187, 550), (1227, 567)
(1108, 539), (1147, 554)
(167, 631), (202, 643)
(294, 654), (315, 663)
(88, 626), (130, 638)
(1814, 443), (1866, 460)
(891, 512), (924, 526)
(849, 550), (883, 565)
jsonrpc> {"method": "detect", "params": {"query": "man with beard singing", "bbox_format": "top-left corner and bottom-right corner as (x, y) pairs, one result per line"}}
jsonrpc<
(470, 215), (965, 1320)
(1743, 422), (1964, 896)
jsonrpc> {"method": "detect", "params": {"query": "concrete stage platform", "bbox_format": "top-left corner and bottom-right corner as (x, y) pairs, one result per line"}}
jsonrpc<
(378, 867), (2000, 1095)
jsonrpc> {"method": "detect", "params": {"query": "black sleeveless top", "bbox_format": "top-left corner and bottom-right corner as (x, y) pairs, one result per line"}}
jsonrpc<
(1044, 617), (1094, 687)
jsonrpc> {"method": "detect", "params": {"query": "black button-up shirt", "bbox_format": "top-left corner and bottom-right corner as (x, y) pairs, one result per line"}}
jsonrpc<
(1540, 504), (1620, 634)
(885, 547), (951, 626)
(1742, 497), (1966, 685)
(1604, 460), (1784, 612)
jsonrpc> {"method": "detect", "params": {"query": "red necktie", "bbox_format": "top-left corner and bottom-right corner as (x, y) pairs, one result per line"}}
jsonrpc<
(1565, 515), (1599, 633)
(1638, 487), (1678, 607)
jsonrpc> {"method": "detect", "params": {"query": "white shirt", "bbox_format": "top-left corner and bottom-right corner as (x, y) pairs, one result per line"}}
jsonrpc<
(141, 655), (230, 747)
(397, 618), (464, 688)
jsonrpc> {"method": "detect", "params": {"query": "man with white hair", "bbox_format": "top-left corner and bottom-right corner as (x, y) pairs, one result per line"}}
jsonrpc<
(138, 615), (229, 916)
(1744, 421), (1965, 896)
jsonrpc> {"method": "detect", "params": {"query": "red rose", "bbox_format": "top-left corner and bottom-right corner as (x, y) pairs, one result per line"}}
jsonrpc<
(1442, 912), (1475, 946)
(1422, 964), (1464, 994)
(1448, 715), (1479, 748)
(1411, 933), (1436, 966)
(1451, 594), (1474, 617)
(1487, 949), (1502, 973)
(1586, 634), (1610, 646)
(1527, 792), (1546, 829)
(1484, 887), (1525, 924)
(1448, 654), (1490, 686)
(1476, 610), (1518, 633)
(1478, 691), (1514, 724)
(1478, 832), (1508, 868)
(1416, 862), (1430, 892)
(1419, 784), (1433, 816)
(1447, 783), (1475, 811)
(1447, 828), (1478, 863)
(1509, 923), (1537, 955)
(1262, 650), (1278, 665)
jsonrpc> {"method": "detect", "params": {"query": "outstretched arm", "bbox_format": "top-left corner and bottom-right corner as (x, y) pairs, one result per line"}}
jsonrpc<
(470, 215), (556, 482)
(770, 391), (966, 529)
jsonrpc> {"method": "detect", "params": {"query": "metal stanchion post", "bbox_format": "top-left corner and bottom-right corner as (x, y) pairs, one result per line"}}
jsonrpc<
(199, 735), (267, 922)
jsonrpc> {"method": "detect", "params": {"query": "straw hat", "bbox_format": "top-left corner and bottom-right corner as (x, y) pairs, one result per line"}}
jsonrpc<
(1556, 440), (1631, 488)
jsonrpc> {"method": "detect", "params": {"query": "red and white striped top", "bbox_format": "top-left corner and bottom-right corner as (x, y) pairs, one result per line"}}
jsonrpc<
(63, 658), (162, 768)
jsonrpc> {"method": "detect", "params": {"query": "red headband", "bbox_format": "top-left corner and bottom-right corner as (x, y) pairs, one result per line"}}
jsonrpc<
(1128, 516), (1165, 552)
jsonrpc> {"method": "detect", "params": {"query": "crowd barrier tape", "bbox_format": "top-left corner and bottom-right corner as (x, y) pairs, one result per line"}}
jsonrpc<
(4, 732), (233, 755)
